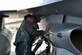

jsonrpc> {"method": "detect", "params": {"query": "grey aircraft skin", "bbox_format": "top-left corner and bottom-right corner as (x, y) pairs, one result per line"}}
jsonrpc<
(27, 0), (82, 54)
(0, 15), (12, 55)
(0, 0), (82, 55)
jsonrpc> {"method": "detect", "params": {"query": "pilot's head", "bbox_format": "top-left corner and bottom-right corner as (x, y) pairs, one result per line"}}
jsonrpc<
(24, 14), (36, 23)
(24, 14), (43, 23)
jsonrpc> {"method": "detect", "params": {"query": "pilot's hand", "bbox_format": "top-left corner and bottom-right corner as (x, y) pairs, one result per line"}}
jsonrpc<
(45, 26), (49, 33)
(33, 22), (39, 29)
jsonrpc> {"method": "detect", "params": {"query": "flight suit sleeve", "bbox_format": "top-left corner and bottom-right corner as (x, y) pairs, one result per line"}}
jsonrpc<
(26, 23), (45, 36)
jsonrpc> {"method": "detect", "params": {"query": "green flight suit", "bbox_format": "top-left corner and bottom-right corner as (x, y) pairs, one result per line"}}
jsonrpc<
(14, 20), (44, 55)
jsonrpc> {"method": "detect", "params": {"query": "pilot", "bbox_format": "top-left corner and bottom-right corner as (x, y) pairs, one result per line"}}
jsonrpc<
(14, 14), (48, 55)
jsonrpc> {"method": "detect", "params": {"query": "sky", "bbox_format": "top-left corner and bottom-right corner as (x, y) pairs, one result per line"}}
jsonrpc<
(0, 0), (62, 11)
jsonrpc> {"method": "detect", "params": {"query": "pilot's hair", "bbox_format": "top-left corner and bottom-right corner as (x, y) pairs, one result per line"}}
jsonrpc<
(24, 14), (35, 20)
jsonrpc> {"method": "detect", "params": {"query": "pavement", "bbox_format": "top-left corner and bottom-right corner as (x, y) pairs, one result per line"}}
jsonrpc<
(10, 34), (16, 55)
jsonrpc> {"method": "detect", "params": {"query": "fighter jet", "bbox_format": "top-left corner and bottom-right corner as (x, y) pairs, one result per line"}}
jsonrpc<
(0, 0), (82, 55)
